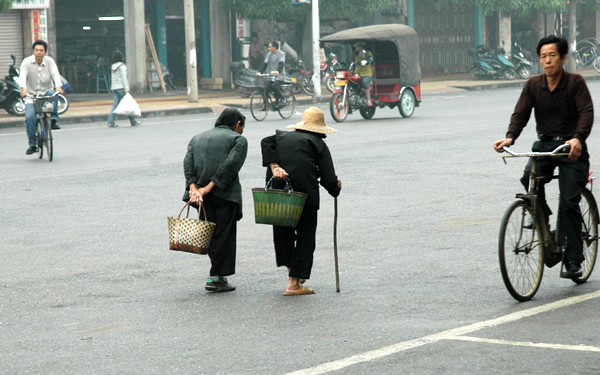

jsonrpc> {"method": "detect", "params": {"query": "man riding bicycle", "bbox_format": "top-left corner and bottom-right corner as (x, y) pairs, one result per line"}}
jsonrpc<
(493, 35), (594, 279)
(20, 40), (64, 155)
(350, 41), (374, 106)
(257, 41), (287, 108)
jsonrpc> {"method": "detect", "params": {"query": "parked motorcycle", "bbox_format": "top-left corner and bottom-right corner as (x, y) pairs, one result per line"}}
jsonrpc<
(511, 38), (534, 79)
(0, 54), (25, 116)
(468, 44), (516, 81)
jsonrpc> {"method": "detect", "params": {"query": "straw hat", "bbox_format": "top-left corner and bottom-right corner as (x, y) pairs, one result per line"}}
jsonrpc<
(286, 107), (339, 134)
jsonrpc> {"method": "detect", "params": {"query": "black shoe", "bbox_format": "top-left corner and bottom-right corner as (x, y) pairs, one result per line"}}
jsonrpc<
(205, 277), (236, 292)
(25, 146), (38, 155)
(51, 120), (60, 130)
(560, 261), (583, 279)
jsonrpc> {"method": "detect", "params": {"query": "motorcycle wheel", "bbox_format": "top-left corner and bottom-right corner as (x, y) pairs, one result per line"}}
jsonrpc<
(57, 94), (69, 115)
(503, 69), (517, 81)
(517, 66), (531, 79)
(359, 107), (376, 119)
(10, 97), (25, 117)
(330, 93), (349, 123)
(399, 90), (416, 118)
(301, 75), (314, 96)
(324, 75), (335, 93)
(593, 59), (600, 73)
(289, 71), (303, 95)
(469, 67), (482, 81)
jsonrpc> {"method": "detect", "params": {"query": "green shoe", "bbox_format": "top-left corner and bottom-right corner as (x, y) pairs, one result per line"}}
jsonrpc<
(205, 277), (236, 292)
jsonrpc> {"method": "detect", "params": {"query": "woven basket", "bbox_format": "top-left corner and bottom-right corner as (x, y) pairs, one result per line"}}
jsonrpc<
(252, 178), (308, 228)
(168, 202), (216, 255)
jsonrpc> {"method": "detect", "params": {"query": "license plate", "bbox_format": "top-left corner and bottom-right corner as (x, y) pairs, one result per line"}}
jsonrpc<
(335, 80), (346, 86)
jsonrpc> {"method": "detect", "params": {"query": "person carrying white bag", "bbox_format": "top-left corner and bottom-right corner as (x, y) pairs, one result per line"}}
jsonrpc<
(107, 51), (142, 127)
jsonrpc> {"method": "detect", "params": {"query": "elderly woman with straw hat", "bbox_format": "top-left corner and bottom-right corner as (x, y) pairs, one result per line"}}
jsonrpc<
(261, 107), (342, 295)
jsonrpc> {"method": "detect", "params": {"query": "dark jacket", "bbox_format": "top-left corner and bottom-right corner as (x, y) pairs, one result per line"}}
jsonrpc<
(508, 70), (594, 143)
(183, 125), (248, 219)
(261, 129), (340, 209)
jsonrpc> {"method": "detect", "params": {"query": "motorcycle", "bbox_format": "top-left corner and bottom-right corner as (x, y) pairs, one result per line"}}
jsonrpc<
(322, 24), (421, 123)
(468, 44), (516, 81)
(0, 54), (25, 116)
(323, 53), (348, 93)
(511, 38), (534, 79)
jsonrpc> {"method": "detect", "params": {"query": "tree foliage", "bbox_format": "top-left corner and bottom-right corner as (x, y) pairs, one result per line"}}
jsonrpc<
(213, 0), (392, 21)
(0, 0), (13, 12)
(434, 0), (600, 16)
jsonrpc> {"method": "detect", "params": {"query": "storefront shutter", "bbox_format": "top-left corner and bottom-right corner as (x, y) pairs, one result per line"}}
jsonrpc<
(0, 11), (24, 80)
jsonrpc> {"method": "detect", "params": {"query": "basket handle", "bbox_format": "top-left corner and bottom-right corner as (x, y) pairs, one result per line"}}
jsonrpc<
(179, 201), (208, 221)
(265, 177), (294, 195)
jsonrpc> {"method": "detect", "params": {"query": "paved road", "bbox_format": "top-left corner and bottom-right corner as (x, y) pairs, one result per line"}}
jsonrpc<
(1, 86), (599, 374)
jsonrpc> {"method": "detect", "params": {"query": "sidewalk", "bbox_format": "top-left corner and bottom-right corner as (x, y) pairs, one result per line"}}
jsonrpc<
(2, 70), (599, 129)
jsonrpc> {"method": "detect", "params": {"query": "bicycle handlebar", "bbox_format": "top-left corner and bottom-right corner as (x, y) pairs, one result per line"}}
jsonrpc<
(24, 91), (59, 99)
(501, 144), (570, 162)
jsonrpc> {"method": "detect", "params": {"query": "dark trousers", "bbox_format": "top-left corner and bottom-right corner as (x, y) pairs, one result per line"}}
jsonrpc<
(272, 205), (318, 280)
(200, 194), (238, 276)
(523, 140), (589, 263)
(266, 80), (283, 102)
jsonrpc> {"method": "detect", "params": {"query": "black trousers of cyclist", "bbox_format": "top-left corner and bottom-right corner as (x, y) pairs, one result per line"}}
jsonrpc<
(272, 205), (318, 280)
(521, 140), (589, 263)
(266, 80), (284, 103)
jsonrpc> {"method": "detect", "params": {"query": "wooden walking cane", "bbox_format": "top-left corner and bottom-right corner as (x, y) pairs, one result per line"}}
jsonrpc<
(334, 197), (340, 292)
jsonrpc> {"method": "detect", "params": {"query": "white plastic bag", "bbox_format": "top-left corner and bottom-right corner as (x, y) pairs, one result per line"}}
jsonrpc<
(113, 93), (141, 117)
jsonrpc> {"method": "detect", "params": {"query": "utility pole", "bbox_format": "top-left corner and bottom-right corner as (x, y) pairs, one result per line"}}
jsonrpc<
(184, 0), (198, 102)
(312, 0), (321, 99)
(567, 0), (577, 73)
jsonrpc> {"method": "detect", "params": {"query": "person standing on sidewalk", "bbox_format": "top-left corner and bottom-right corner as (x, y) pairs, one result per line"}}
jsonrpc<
(260, 107), (342, 296)
(107, 51), (141, 128)
(20, 40), (64, 155)
(493, 35), (594, 279)
(183, 108), (248, 292)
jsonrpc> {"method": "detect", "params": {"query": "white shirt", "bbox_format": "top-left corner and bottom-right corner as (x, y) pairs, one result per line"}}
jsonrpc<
(19, 55), (62, 93)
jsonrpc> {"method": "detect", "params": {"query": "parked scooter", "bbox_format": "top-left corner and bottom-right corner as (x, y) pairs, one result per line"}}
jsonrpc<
(468, 44), (516, 81)
(0, 54), (25, 116)
(511, 38), (534, 79)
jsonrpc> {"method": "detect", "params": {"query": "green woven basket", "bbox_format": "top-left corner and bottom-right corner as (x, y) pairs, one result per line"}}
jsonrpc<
(252, 178), (308, 228)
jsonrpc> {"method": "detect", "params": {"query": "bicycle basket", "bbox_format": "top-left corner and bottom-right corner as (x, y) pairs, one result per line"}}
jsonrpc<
(34, 97), (55, 113)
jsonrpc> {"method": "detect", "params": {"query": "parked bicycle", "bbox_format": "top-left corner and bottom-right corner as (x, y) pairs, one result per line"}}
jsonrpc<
(250, 72), (296, 122)
(498, 145), (598, 301)
(572, 38), (600, 73)
(25, 92), (58, 161)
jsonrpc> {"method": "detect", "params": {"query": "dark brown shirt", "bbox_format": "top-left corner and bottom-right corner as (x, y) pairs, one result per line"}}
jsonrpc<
(507, 70), (594, 143)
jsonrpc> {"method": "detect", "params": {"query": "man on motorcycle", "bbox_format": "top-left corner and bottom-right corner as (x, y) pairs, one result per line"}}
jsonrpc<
(20, 40), (64, 155)
(350, 41), (374, 106)
(257, 42), (286, 108)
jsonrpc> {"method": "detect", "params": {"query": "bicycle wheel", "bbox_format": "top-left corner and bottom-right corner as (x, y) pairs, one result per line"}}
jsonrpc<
(573, 188), (598, 284)
(57, 94), (69, 115)
(278, 90), (295, 119)
(250, 89), (268, 121)
(43, 116), (53, 162)
(499, 200), (545, 301)
(593, 59), (600, 73)
(36, 118), (43, 159)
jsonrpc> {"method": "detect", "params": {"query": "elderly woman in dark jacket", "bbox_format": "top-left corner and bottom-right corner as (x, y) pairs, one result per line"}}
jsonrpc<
(183, 108), (247, 293)
(261, 107), (342, 296)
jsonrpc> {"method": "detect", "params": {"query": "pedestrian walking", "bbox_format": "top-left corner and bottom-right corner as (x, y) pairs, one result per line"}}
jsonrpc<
(183, 108), (248, 292)
(260, 107), (342, 295)
(107, 51), (141, 127)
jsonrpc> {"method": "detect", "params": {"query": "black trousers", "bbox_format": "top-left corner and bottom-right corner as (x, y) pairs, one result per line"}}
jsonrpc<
(266, 80), (284, 102)
(199, 194), (238, 276)
(272, 205), (318, 280)
(522, 140), (589, 263)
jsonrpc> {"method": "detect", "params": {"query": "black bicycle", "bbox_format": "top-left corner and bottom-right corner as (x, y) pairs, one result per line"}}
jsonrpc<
(250, 72), (296, 122)
(498, 145), (598, 301)
(26, 92), (58, 162)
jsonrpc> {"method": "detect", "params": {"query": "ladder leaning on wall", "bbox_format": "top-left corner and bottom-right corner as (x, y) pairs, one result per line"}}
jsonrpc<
(144, 24), (166, 93)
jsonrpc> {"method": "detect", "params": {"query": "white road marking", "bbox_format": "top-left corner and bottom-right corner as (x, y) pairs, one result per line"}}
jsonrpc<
(451, 335), (600, 352)
(284, 290), (600, 375)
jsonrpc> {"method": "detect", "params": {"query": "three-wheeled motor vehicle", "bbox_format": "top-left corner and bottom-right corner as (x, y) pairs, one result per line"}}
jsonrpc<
(320, 24), (422, 122)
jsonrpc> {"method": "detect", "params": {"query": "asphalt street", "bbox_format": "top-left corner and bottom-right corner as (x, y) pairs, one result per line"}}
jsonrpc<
(1, 85), (600, 374)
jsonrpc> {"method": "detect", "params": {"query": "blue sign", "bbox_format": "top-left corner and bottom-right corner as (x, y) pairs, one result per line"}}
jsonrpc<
(293, 0), (311, 4)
